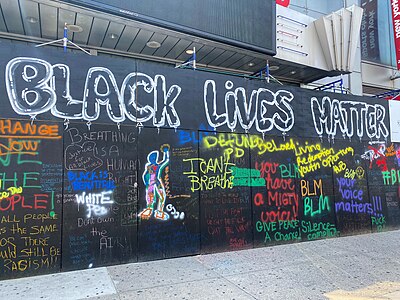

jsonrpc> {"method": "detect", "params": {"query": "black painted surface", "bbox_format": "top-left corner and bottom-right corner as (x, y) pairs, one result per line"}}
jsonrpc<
(0, 39), (391, 142)
(62, 123), (138, 271)
(298, 138), (337, 242)
(0, 39), (398, 279)
(199, 132), (253, 253)
(332, 140), (371, 236)
(137, 128), (200, 261)
(0, 119), (63, 279)
(366, 142), (400, 232)
(250, 135), (300, 246)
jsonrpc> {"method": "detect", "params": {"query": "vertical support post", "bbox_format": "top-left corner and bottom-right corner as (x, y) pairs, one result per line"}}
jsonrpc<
(63, 23), (68, 53)
(193, 47), (196, 69)
(340, 75), (344, 94)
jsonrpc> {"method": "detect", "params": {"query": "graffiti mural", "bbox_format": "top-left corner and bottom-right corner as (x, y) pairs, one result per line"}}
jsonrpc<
(61, 123), (137, 271)
(311, 96), (389, 140)
(0, 40), (399, 279)
(137, 128), (199, 261)
(364, 142), (400, 232)
(0, 119), (62, 279)
(3, 51), (390, 140)
(199, 132), (253, 253)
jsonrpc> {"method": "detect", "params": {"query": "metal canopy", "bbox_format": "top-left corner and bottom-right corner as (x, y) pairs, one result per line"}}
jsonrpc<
(0, 0), (337, 84)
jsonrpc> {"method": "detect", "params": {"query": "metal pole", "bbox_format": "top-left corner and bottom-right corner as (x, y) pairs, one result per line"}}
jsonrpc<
(193, 47), (196, 69)
(63, 23), (68, 53)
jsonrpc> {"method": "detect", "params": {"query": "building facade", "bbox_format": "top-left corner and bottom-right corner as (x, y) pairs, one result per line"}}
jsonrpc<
(0, 0), (398, 280)
(291, 0), (400, 96)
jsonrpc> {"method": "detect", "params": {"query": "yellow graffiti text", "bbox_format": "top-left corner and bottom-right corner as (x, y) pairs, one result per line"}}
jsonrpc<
(183, 155), (234, 192)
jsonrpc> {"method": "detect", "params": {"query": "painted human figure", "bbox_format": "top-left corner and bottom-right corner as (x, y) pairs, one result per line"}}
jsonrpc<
(139, 145), (170, 220)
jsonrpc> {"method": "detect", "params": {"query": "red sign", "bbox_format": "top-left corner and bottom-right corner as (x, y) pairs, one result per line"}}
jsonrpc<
(276, 0), (290, 7)
(391, 0), (400, 69)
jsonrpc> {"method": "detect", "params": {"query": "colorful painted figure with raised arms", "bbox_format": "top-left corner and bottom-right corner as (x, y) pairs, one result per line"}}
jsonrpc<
(139, 144), (170, 220)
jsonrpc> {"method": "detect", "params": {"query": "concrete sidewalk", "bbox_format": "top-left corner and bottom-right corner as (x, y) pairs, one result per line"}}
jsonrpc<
(1, 230), (400, 300)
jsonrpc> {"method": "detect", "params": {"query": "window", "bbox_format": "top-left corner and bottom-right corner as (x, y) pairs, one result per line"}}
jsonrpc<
(360, 0), (396, 66)
(290, 0), (345, 18)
